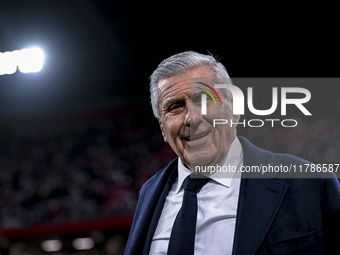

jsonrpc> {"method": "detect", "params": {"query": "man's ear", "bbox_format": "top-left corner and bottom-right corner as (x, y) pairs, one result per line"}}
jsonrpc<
(157, 118), (168, 143)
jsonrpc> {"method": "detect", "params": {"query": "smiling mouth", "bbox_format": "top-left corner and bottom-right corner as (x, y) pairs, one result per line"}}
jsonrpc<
(183, 131), (210, 141)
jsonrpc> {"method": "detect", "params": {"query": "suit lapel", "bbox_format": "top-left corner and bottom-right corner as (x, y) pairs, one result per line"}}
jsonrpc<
(232, 137), (289, 255)
(142, 166), (178, 255)
(125, 158), (178, 255)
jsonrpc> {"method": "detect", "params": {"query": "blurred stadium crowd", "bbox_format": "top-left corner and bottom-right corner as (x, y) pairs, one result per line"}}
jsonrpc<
(0, 104), (176, 230)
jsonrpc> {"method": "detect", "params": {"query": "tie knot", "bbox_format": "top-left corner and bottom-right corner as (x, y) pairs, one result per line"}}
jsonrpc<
(184, 175), (209, 193)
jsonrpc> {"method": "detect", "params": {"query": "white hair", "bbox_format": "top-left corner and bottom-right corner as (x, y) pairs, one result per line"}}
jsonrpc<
(149, 51), (232, 118)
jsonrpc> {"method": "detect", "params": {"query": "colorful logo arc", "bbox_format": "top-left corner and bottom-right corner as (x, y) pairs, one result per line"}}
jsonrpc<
(196, 82), (222, 106)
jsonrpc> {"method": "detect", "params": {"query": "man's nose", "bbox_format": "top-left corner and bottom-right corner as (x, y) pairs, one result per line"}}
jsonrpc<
(184, 103), (202, 126)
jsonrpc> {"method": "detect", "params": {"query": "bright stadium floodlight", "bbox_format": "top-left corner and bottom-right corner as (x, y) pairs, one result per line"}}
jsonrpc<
(0, 47), (44, 75)
(0, 51), (17, 75)
(18, 47), (44, 73)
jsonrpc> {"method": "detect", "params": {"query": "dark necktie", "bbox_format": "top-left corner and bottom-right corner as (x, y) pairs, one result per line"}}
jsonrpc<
(167, 174), (209, 255)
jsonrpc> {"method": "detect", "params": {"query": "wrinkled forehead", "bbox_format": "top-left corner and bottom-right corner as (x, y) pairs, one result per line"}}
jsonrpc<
(157, 66), (232, 106)
(158, 76), (230, 102)
(190, 77), (220, 88)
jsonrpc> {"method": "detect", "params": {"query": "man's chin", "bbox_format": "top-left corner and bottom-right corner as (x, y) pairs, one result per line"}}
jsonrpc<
(188, 153), (217, 169)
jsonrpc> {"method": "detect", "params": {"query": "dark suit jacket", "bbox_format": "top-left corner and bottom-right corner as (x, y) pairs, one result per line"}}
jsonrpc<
(125, 137), (340, 255)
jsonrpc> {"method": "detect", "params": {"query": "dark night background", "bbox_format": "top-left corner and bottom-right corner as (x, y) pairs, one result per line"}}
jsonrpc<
(0, 1), (339, 254)
(1, 0), (338, 120)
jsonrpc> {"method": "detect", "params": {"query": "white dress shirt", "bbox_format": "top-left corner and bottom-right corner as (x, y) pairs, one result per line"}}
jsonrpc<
(149, 138), (243, 255)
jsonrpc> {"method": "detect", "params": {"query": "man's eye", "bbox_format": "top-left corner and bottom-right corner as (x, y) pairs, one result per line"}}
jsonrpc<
(170, 105), (181, 111)
(169, 103), (187, 112)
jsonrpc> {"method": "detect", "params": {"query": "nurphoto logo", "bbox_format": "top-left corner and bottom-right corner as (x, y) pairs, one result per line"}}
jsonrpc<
(195, 79), (312, 128)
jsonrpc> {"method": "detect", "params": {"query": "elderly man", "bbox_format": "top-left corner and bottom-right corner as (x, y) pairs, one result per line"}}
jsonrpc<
(125, 51), (340, 255)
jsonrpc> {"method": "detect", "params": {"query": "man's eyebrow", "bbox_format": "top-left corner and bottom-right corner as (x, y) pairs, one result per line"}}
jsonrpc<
(163, 98), (185, 107)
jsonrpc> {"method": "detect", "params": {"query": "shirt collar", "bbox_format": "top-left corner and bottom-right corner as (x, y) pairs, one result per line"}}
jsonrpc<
(176, 159), (192, 194)
(176, 137), (243, 193)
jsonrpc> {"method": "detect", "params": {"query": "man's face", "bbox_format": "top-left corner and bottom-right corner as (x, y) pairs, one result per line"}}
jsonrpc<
(157, 66), (239, 169)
